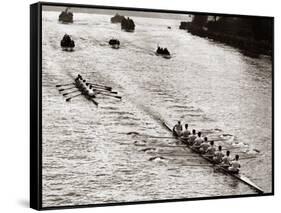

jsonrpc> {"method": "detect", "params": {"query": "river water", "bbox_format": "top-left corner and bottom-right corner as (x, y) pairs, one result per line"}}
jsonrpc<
(41, 11), (272, 207)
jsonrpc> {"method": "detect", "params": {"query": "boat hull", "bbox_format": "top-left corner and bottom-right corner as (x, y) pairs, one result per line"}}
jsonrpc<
(155, 52), (172, 59)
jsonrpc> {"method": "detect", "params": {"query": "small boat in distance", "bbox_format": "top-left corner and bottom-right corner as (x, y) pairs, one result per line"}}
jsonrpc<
(155, 46), (171, 59)
(110, 13), (125, 23)
(58, 7), (73, 23)
(121, 17), (135, 32)
(109, 39), (120, 49)
(60, 34), (75, 51)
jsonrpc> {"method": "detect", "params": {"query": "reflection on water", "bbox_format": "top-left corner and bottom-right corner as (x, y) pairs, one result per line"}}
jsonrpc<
(42, 11), (272, 207)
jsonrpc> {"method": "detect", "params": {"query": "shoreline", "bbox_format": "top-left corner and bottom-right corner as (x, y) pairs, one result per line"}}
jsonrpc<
(186, 26), (272, 58)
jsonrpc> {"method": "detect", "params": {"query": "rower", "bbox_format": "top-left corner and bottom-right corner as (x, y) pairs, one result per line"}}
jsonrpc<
(213, 145), (224, 163)
(228, 154), (241, 173)
(87, 85), (96, 97)
(181, 124), (191, 142)
(206, 141), (216, 157)
(78, 80), (88, 94)
(85, 83), (94, 94)
(173, 121), (183, 137)
(187, 129), (197, 145)
(192, 132), (203, 149)
(199, 137), (210, 153)
(221, 150), (231, 168)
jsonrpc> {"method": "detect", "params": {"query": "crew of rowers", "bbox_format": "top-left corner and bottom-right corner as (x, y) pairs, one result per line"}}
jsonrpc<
(75, 74), (97, 97)
(173, 121), (241, 173)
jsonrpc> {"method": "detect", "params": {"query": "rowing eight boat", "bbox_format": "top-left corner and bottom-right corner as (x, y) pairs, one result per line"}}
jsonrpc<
(162, 122), (264, 194)
(74, 79), (98, 106)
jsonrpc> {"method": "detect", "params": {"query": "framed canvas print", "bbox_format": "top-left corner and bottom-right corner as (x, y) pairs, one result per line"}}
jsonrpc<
(30, 1), (274, 210)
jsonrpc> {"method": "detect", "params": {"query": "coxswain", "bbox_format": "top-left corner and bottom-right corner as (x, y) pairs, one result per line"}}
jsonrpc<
(199, 137), (210, 153)
(221, 150), (231, 168)
(181, 124), (191, 142)
(228, 154), (241, 173)
(192, 132), (203, 149)
(187, 129), (197, 145)
(213, 145), (224, 163)
(173, 121), (183, 137)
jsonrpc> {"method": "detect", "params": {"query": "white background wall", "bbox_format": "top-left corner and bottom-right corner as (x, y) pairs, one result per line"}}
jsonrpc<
(0, 0), (279, 212)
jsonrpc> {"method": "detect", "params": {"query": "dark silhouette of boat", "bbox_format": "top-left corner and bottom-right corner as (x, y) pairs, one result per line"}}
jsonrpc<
(60, 34), (75, 51)
(155, 46), (171, 59)
(109, 39), (120, 49)
(110, 13), (125, 23)
(179, 21), (190, 30)
(58, 8), (73, 23)
(121, 17), (135, 32)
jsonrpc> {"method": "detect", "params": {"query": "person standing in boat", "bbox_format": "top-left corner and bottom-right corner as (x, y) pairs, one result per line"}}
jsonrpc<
(228, 154), (241, 173)
(213, 145), (224, 163)
(221, 150), (231, 168)
(173, 121), (183, 137)
(75, 74), (83, 88)
(187, 129), (197, 145)
(199, 137), (210, 153)
(75, 74), (83, 83)
(192, 132), (203, 149)
(181, 124), (191, 142)
(76, 74), (82, 80)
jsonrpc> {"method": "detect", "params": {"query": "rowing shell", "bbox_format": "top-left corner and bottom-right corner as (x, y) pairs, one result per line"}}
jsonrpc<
(74, 81), (98, 106)
(162, 122), (264, 194)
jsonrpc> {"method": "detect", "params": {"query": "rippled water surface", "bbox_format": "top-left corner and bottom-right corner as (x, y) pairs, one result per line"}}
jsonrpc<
(42, 11), (272, 207)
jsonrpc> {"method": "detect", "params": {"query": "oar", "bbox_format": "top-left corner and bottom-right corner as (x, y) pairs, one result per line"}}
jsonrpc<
(130, 134), (175, 139)
(240, 156), (257, 160)
(62, 90), (79, 96)
(56, 83), (74, 87)
(65, 93), (82, 102)
(90, 98), (99, 106)
(92, 88), (118, 94)
(88, 84), (112, 91)
(96, 92), (122, 100)
(89, 83), (112, 90)
(58, 86), (76, 92)
(182, 164), (212, 167)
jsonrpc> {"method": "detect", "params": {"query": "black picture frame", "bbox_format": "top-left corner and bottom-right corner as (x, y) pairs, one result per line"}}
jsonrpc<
(30, 1), (274, 210)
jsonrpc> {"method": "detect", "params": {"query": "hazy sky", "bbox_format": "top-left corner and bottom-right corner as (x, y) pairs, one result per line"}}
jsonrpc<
(43, 5), (192, 21)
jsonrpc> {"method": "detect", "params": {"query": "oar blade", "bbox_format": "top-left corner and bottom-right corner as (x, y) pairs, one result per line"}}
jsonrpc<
(91, 99), (99, 106)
